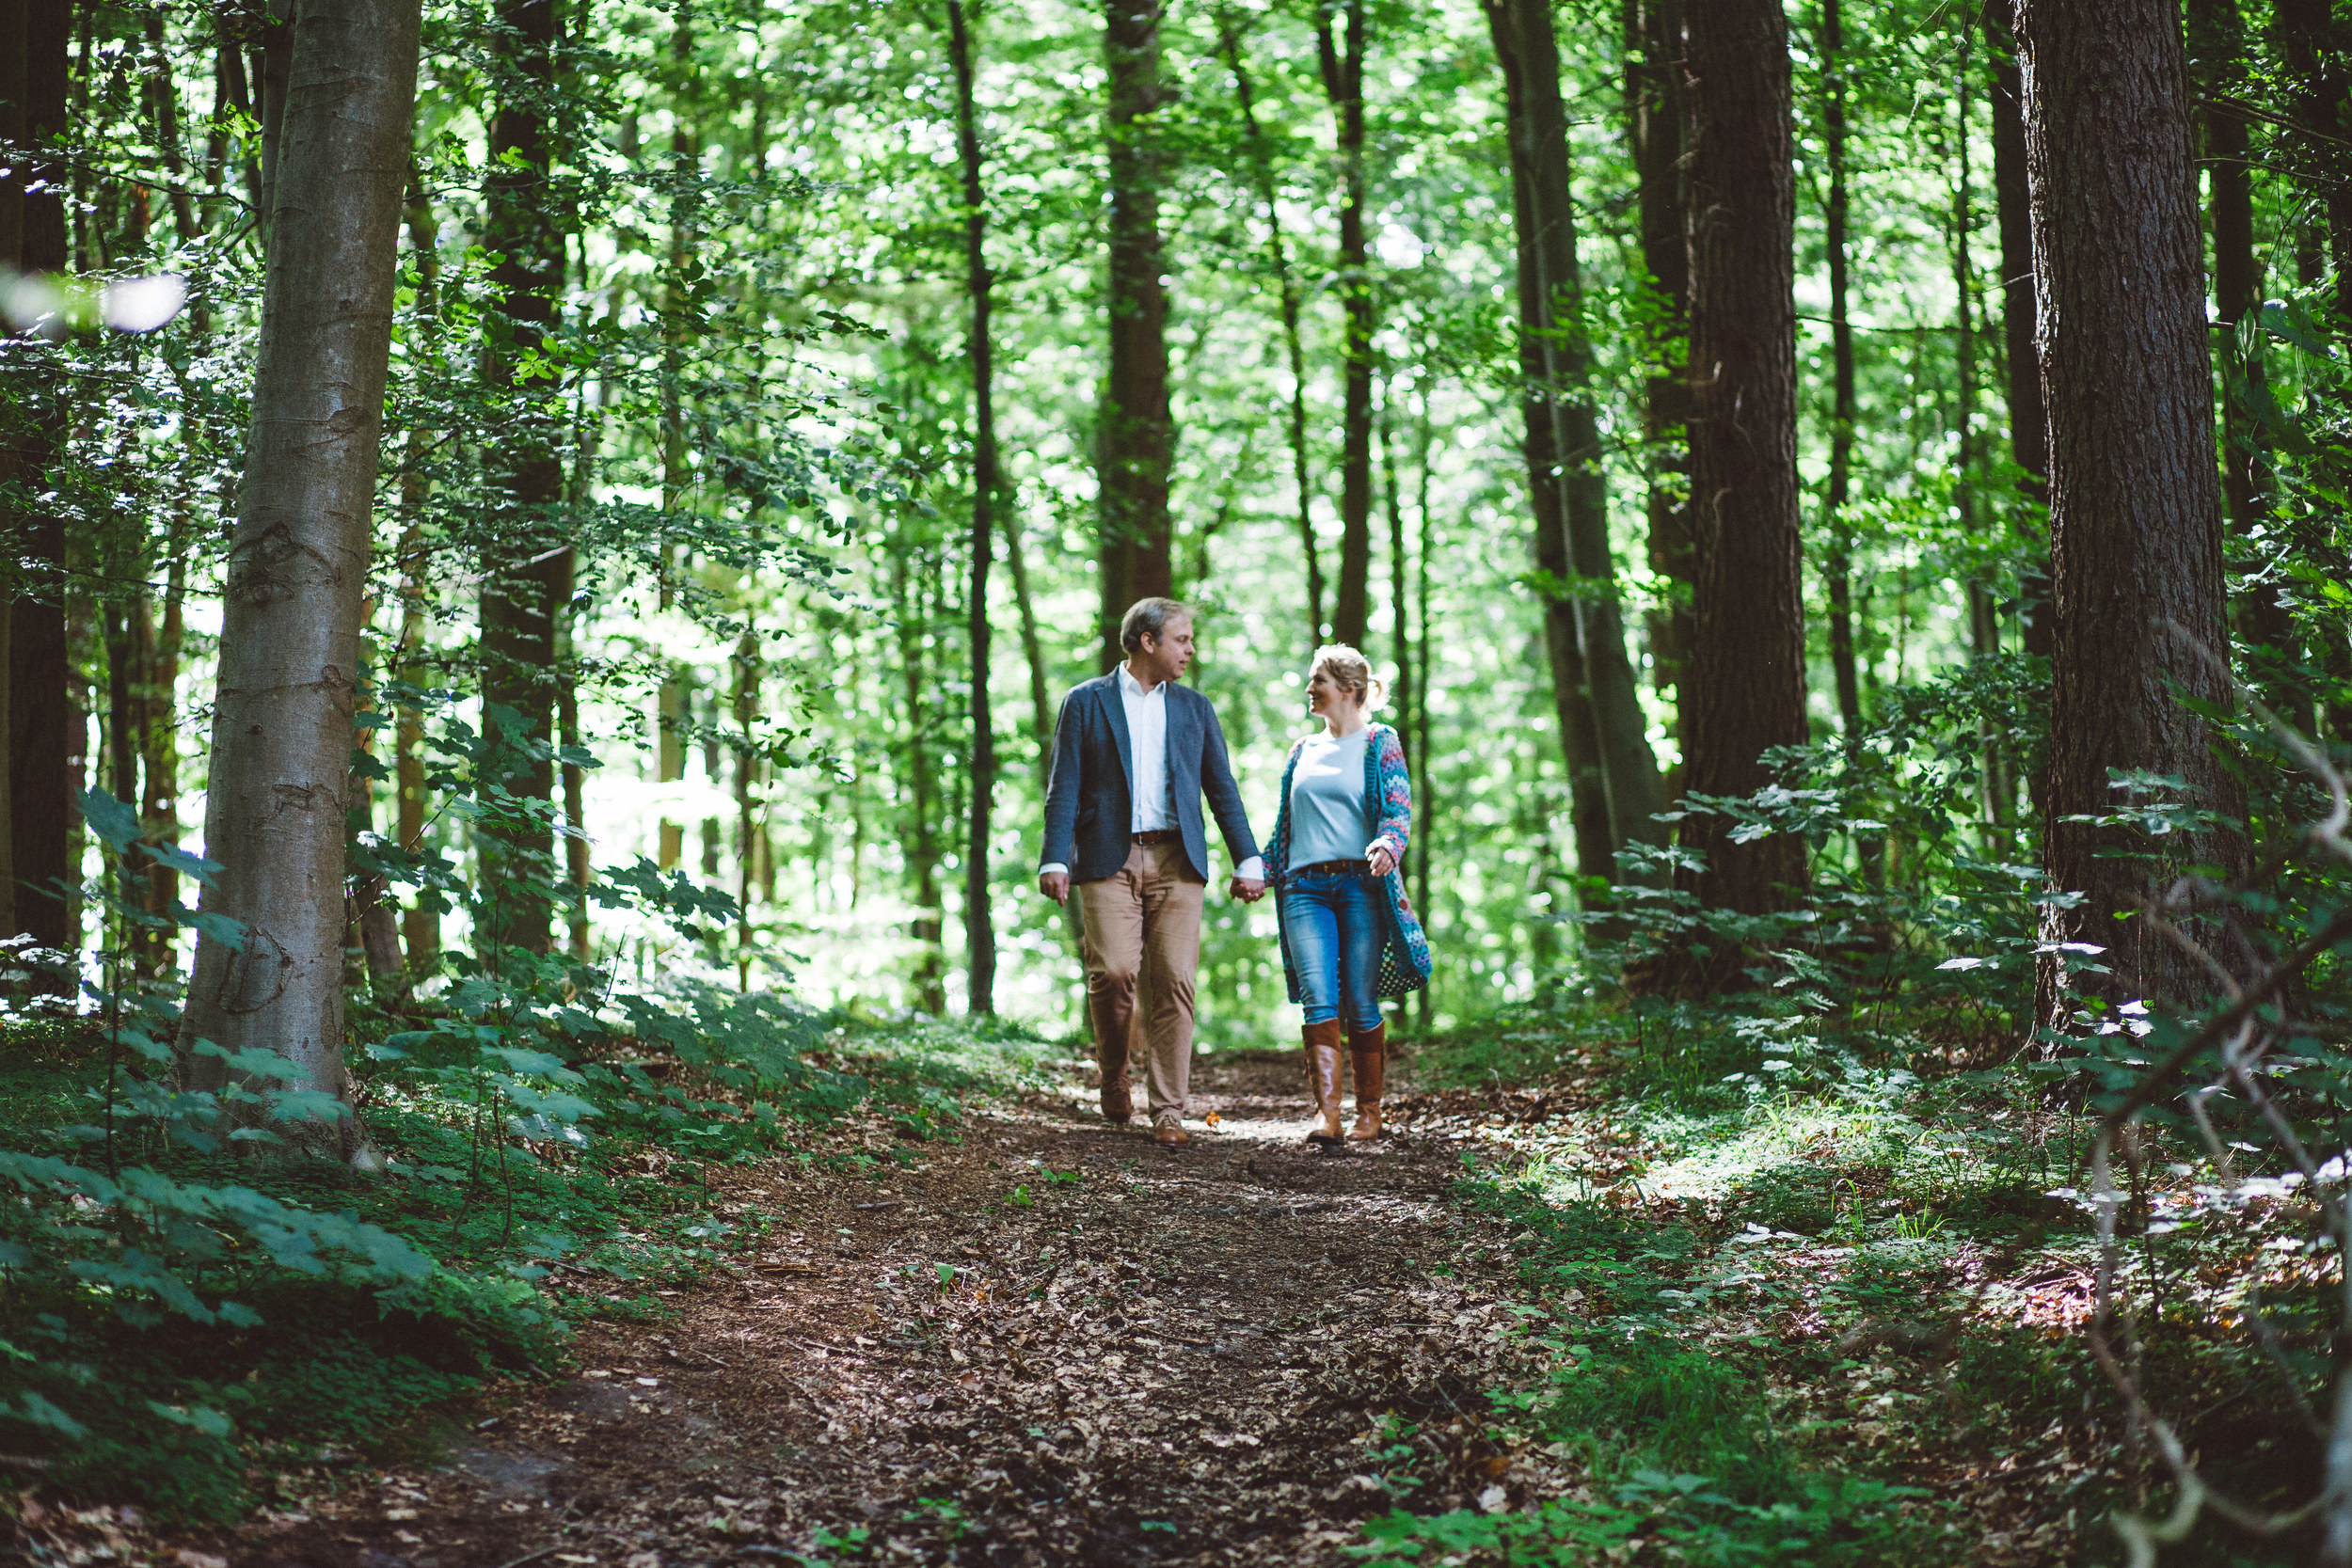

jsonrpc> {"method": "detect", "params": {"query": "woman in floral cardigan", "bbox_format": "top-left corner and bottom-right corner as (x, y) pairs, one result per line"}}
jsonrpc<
(1262, 645), (1432, 1144)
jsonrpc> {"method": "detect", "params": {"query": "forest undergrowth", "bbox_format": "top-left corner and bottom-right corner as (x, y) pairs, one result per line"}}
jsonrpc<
(0, 1003), (1063, 1529)
(10, 988), (2328, 1568)
(1373, 1000), (2324, 1568)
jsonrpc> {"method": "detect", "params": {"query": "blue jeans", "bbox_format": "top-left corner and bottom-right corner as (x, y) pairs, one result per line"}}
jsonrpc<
(1280, 872), (1384, 1031)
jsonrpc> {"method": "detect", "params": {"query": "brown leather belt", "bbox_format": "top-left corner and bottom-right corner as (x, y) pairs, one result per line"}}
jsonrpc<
(1132, 830), (1179, 846)
(1293, 859), (1370, 877)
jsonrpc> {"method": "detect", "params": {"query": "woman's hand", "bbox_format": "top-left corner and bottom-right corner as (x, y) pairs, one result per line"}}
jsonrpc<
(1366, 843), (1396, 878)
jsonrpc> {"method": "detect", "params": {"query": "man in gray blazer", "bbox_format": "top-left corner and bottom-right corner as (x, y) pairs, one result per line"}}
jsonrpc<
(1040, 598), (1265, 1146)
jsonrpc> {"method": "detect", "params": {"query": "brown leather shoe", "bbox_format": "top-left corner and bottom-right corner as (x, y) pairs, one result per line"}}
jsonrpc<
(1347, 1021), (1387, 1140)
(1101, 1075), (1134, 1124)
(1302, 1019), (1345, 1144)
(1152, 1117), (1190, 1146)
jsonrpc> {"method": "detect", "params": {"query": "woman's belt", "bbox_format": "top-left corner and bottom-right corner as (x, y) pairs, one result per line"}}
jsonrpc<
(1291, 858), (1370, 877)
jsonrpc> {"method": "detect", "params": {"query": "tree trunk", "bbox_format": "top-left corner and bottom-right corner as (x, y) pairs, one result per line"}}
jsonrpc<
(1983, 0), (2053, 671)
(1318, 0), (1373, 649)
(1680, 0), (1809, 918)
(1820, 0), (1862, 739)
(1412, 396), (1433, 1030)
(1489, 23), (1606, 880)
(179, 0), (421, 1164)
(731, 630), (756, 987)
(255, 0), (294, 246)
(1100, 0), (1174, 672)
(2189, 0), (2296, 673)
(2015, 0), (2244, 1033)
(1003, 508), (1053, 776)
(946, 0), (997, 1016)
(1218, 13), (1324, 647)
(657, 20), (695, 866)
(1384, 398), (1408, 749)
(477, 0), (567, 958)
(1626, 0), (1692, 748)
(0, 0), (24, 943)
(1950, 24), (2013, 852)
(8, 0), (70, 970)
(2273, 0), (2352, 750)
(395, 162), (439, 969)
(1488, 0), (1665, 877)
(895, 546), (946, 1014)
(2278, 0), (2352, 323)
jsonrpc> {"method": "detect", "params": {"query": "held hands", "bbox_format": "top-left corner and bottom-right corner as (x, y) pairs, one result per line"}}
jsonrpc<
(1229, 875), (1267, 903)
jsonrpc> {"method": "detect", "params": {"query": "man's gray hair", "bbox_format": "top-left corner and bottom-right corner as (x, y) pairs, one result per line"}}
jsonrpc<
(1120, 596), (1193, 654)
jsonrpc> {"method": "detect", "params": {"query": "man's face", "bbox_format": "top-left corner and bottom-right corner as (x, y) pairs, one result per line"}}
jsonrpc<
(1138, 617), (1195, 683)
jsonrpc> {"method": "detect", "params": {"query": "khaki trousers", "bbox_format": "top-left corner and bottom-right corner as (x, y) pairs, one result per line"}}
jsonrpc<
(1076, 839), (1206, 1119)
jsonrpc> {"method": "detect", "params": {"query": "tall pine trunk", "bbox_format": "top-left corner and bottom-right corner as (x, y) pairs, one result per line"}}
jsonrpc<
(179, 0), (421, 1159)
(1318, 0), (1373, 649)
(2015, 0), (2244, 1034)
(1680, 0), (1808, 920)
(1100, 0), (1173, 671)
(1625, 0), (1692, 751)
(1487, 0), (1663, 878)
(946, 0), (997, 1016)
(477, 0), (568, 957)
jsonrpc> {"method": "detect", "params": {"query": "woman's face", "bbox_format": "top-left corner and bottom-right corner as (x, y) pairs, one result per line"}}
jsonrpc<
(1307, 666), (1355, 715)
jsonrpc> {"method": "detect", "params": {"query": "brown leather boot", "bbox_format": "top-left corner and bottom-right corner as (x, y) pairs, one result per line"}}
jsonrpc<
(1347, 1022), (1387, 1140)
(1302, 1019), (1345, 1144)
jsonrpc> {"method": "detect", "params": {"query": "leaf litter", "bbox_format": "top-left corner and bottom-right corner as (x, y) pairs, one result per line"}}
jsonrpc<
(140, 1052), (1568, 1567)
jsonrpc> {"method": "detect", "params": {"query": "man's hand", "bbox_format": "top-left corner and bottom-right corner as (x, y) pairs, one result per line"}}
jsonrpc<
(1229, 875), (1267, 903)
(1040, 870), (1071, 905)
(1366, 845), (1397, 879)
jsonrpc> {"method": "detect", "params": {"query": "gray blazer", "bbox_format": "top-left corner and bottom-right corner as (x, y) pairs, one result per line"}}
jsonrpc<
(1040, 673), (1259, 885)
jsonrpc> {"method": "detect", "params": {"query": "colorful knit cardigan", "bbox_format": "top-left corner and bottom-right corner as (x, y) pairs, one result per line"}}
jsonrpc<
(1263, 721), (1434, 1003)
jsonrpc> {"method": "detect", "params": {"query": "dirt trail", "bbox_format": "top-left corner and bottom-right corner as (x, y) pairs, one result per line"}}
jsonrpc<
(231, 1053), (1546, 1568)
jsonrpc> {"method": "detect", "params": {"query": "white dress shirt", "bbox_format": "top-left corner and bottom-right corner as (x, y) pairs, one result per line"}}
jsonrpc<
(1119, 660), (1173, 832)
(1040, 661), (1264, 881)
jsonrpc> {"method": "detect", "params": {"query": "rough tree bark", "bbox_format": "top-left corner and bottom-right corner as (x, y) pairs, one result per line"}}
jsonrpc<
(8, 0), (70, 967)
(1625, 0), (1692, 747)
(1680, 0), (1809, 918)
(477, 0), (568, 957)
(1100, 0), (1174, 671)
(946, 0), (997, 1016)
(2015, 0), (2245, 1035)
(1487, 0), (1663, 878)
(1318, 0), (1372, 650)
(179, 0), (422, 1162)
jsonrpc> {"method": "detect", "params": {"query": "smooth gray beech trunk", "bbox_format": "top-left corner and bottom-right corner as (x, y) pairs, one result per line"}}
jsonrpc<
(179, 0), (422, 1165)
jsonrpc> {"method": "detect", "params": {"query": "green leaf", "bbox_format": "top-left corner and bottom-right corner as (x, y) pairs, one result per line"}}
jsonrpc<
(76, 788), (140, 851)
(147, 1400), (235, 1437)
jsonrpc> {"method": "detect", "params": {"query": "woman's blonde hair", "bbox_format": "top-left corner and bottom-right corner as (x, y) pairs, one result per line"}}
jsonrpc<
(1310, 644), (1387, 713)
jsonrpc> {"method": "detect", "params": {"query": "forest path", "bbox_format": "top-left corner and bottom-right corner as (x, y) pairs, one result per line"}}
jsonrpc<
(236, 1053), (1540, 1568)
